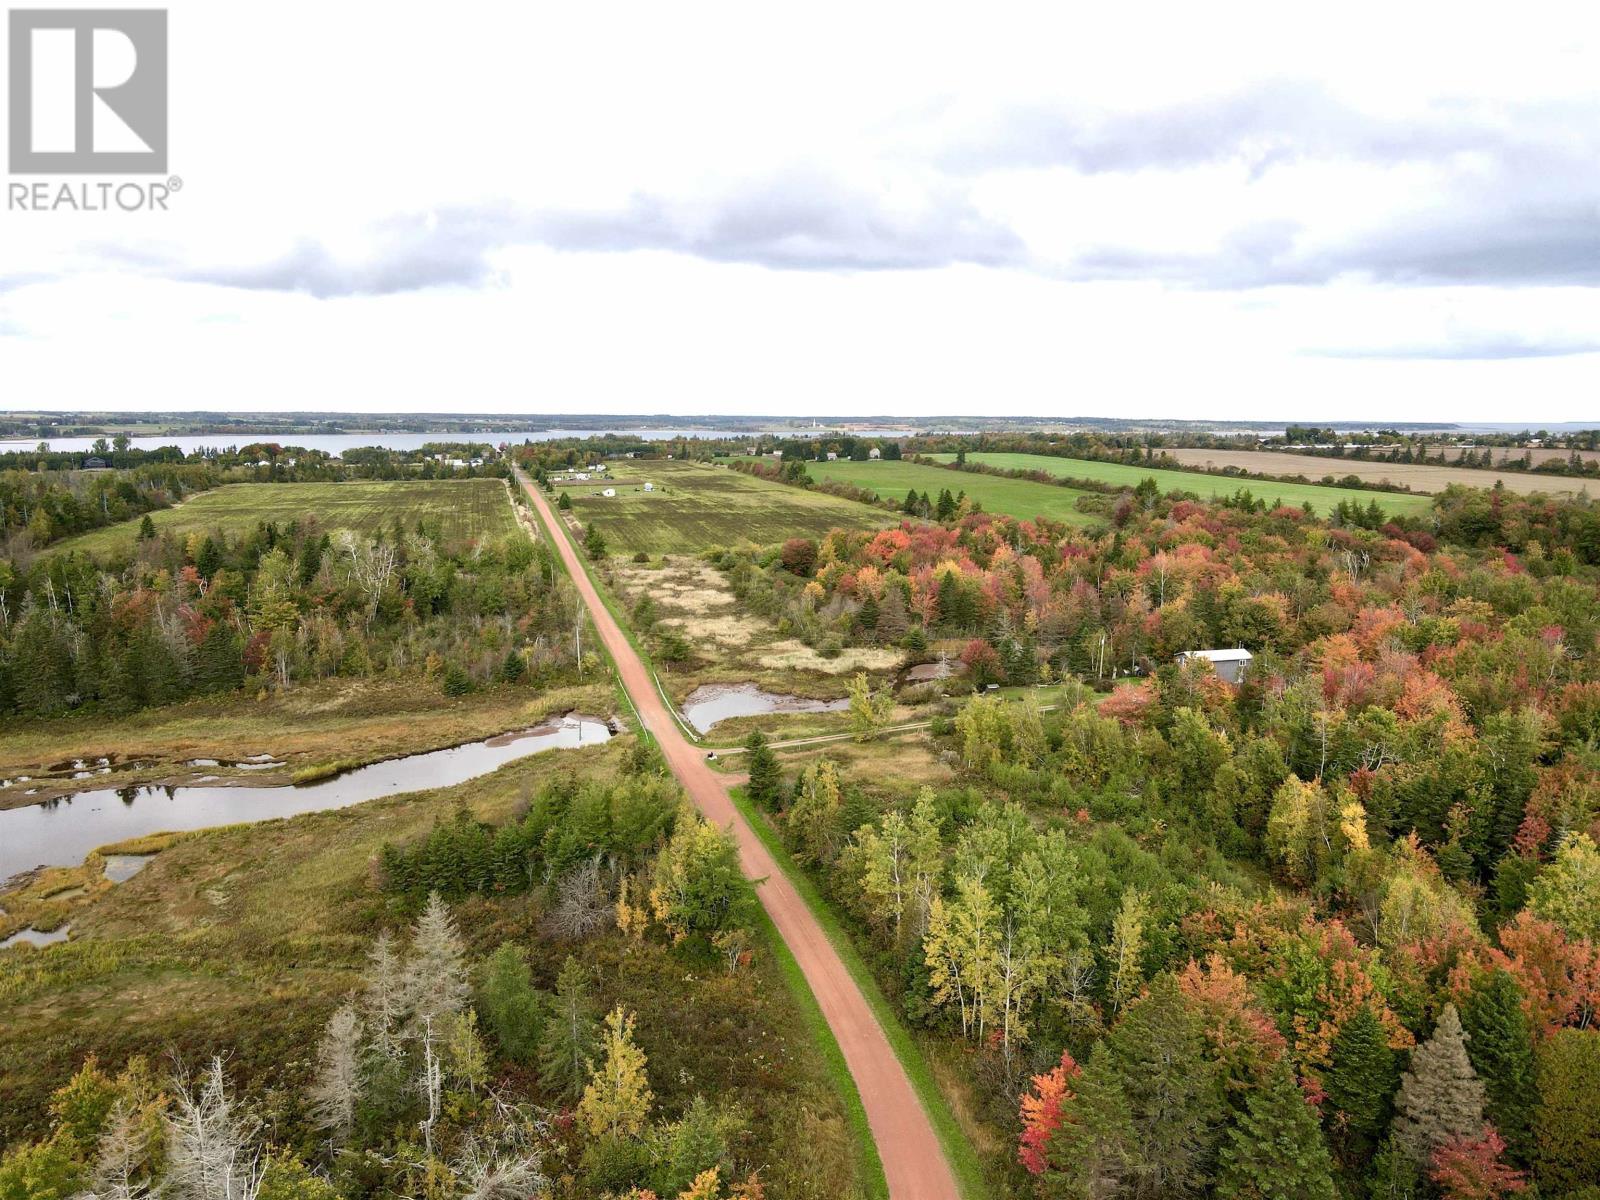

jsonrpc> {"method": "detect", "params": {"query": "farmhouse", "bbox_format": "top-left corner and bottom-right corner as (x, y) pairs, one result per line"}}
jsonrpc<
(1175, 648), (1254, 685)
(602, 487), (617, 497)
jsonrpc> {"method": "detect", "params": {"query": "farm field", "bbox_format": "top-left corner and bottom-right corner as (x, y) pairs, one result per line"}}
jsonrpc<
(790, 457), (1100, 525)
(560, 458), (893, 555)
(932, 451), (1437, 517)
(1160, 447), (1590, 498)
(49, 478), (518, 554)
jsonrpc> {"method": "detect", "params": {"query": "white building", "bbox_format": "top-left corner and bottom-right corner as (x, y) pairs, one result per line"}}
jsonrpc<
(642, 482), (655, 492)
(868, 447), (882, 459)
(602, 488), (617, 497)
(1175, 648), (1254, 685)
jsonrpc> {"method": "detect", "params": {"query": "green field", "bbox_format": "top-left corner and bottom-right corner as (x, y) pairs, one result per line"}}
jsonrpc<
(930, 452), (1437, 519)
(561, 459), (894, 555)
(51, 479), (518, 554)
(786, 457), (1100, 526)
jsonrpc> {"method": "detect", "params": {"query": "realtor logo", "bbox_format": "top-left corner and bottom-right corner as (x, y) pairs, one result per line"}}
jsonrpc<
(8, 9), (167, 173)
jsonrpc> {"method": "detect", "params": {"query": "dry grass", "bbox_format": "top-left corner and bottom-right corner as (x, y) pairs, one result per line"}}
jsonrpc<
(1162, 447), (1592, 497)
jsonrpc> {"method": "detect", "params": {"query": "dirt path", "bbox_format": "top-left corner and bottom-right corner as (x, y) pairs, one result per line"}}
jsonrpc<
(516, 470), (961, 1200)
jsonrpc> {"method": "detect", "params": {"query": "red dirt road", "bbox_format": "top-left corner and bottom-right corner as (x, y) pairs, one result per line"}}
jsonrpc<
(517, 470), (961, 1200)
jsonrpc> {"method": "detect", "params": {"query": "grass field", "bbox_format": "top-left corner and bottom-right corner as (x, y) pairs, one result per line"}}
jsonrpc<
(781, 458), (1100, 526)
(1160, 447), (1592, 498)
(930, 452), (1437, 518)
(51, 479), (518, 555)
(561, 459), (894, 555)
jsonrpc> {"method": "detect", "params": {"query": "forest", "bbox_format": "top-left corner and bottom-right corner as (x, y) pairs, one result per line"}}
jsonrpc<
(0, 511), (581, 720)
(726, 485), (1600, 1198)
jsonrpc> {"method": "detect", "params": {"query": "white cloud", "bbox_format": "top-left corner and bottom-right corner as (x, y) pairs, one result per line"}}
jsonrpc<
(2, 0), (1599, 421)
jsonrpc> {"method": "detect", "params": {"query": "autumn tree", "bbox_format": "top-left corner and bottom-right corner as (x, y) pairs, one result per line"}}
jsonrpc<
(786, 760), (843, 865)
(578, 1005), (654, 1141)
(1527, 832), (1600, 941)
(649, 809), (753, 944)
(846, 671), (894, 742)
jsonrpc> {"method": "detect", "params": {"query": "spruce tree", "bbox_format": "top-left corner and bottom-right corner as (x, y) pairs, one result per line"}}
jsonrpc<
(1324, 1005), (1400, 1162)
(401, 892), (471, 1033)
(744, 731), (781, 811)
(539, 956), (599, 1100)
(1215, 1063), (1337, 1200)
(1459, 970), (1538, 1162)
(1392, 1004), (1486, 1164)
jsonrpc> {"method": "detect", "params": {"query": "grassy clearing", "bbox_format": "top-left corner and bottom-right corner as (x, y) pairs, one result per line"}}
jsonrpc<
(0, 677), (611, 805)
(562, 460), (893, 556)
(1160, 446), (1592, 498)
(0, 741), (879, 1199)
(50, 479), (518, 555)
(933, 452), (1437, 517)
(785, 458), (1100, 526)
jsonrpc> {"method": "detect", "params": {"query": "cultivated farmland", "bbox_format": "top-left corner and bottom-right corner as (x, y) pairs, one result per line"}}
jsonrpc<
(560, 459), (893, 555)
(50, 479), (518, 555)
(794, 457), (1100, 525)
(930, 452), (1437, 518)
(1160, 447), (1593, 498)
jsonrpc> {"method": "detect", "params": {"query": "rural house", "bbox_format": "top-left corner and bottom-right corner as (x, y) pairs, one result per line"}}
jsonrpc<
(1175, 647), (1254, 685)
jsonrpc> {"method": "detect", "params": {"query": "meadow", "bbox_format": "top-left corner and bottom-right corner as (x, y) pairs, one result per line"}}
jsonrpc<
(931, 451), (1438, 518)
(0, 736), (876, 1199)
(1160, 446), (1592, 497)
(49, 478), (518, 554)
(561, 459), (894, 555)
(788, 458), (1100, 525)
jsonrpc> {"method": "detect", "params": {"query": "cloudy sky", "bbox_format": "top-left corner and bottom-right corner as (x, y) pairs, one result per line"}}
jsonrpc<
(3, 1), (1598, 422)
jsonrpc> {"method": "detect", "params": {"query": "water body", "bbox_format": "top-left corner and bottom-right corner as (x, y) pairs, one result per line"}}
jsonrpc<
(0, 716), (612, 881)
(103, 855), (153, 883)
(681, 684), (848, 735)
(1, 925), (70, 949)
(0, 430), (746, 456)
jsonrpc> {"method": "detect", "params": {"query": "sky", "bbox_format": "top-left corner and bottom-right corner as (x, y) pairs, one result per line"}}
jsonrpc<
(2, 1), (1598, 423)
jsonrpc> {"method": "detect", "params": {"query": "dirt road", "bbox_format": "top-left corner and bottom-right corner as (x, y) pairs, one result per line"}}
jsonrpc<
(516, 470), (961, 1200)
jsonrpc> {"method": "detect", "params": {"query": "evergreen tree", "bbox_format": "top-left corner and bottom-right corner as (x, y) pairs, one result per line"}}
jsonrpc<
(1215, 1063), (1338, 1200)
(1459, 970), (1538, 1162)
(138, 515), (156, 540)
(539, 956), (599, 1100)
(401, 892), (471, 1033)
(477, 943), (547, 1065)
(744, 731), (781, 811)
(1533, 1028), (1600, 1193)
(1325, 1005), (1401, 1163)
(1393, 1004), (1486, 1164)
(583, 523), (607, 560)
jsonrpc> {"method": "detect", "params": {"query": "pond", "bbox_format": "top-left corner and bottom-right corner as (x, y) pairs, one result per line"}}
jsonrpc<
(1, 925), (70, 950)
(0, 715), (612, 882)
(680, 683), (849, 735)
